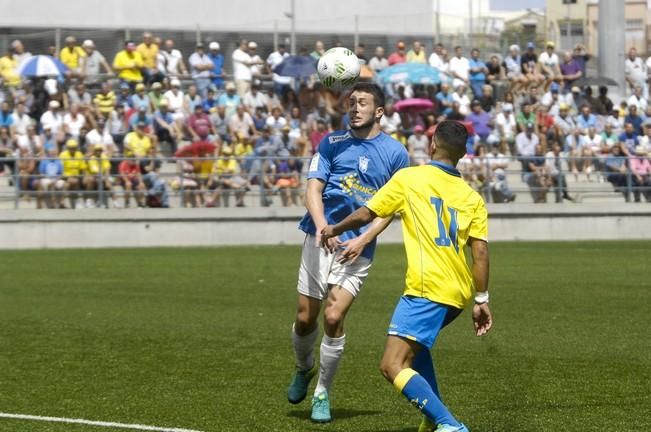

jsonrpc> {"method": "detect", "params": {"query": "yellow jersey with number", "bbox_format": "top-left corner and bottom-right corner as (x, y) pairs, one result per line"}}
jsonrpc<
(366, 161), (488, 309)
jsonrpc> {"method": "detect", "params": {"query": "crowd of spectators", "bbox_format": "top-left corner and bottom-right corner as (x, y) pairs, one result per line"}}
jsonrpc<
(0, 33), (650, 208)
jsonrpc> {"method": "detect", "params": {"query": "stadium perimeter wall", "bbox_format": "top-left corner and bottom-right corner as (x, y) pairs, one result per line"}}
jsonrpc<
(1, 204), (650, 250)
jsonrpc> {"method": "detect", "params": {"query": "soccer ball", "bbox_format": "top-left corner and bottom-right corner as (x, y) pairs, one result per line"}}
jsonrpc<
(317, 47), (361, 91)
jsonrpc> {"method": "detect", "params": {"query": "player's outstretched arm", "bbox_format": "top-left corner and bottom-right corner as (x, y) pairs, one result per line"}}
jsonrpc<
(306, 178), (335, 248)
(321, 206), (377, 247)
(336, 216), (392, 264)
(470, 237), (492, 337)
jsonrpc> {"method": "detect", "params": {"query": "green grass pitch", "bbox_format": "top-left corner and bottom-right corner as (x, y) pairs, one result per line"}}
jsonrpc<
(0, 241), (649, 432)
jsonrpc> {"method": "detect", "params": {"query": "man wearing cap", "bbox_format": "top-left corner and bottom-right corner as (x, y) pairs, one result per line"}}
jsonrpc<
(495, 103), (516, 153)
(137, 32), (160, 84)
(82, 40), (113, 84)
(554, 103), (576, 140)
(189, 43), (215, 99)
(217, 83), (241, 118)
(503, 45), (527, 93)
(153, 99), (180, 154)
(560, 50), (582, 91)
(124, 121), (153, 158)
(130, 83), (151, 112)
(40, 100), (64, 135)
(157, 39), (187, 78)
(163, 78), (185, 121)
(59, 36), (86, 79)
(387, 41), (407, 66)
(207, 42), (225, 90)
(148, 82), (164, 110)
(629, 145), (651, 202)
(113, 41), (144, 88)
(84, 143), (114, 208)
(538, 41), (561, 87)
(248, 41), (264, 78)
(59, 139), (86, 209)
(521, 42), (542, 87)
(232, 39), (264, 97)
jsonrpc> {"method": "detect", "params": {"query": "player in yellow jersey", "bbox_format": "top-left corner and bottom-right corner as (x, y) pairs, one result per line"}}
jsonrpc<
(321, 120), (492, 432)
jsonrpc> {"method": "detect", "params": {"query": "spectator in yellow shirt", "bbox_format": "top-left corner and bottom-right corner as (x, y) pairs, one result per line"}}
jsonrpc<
(206, 145), (249, 207)
(113, 41), (144, 89)
(407, 41), (427, 64)
(137, 32), (161, 84)
(0, 46), (21, 88)
(59, 36), (86, 79)
(124, 122), (152, 157)
(93, 81), (116, 118)
(83, 144), (114, 208)
(59, 139), (86, 208)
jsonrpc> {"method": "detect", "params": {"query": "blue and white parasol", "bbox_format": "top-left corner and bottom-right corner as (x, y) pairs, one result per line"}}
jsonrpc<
(16, 55), (69, 77)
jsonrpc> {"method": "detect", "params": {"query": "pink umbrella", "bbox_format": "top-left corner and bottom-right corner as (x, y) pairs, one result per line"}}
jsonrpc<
(394, 98), (434, 112)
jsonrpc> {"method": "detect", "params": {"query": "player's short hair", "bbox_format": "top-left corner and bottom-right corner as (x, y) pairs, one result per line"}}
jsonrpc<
(351, 82), (385, 109)
(434, 121), (468, 161)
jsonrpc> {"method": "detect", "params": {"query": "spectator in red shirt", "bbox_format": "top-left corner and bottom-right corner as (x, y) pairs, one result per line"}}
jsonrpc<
(387, 41), (407, 66)
(118, 150), (145, 207)
(309, 119), (328, 155)
(188, 104), (215, 142)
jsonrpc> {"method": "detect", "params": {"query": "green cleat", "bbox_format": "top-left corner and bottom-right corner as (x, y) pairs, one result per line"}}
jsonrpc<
(287, 365), (316, 404)
(310, 391), (331, 423)
(418, 416), (436, 432)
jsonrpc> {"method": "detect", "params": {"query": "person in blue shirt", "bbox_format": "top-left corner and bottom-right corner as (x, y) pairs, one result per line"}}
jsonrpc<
(128, 106), (153, 131)
(0, 101), (14, 129)
(203, 88), (218, 111)
(618, 122), (639, 155)
(208, 42), (225, 90)
(468, 48), (488, 99)
(37, 146), (64, 208)
(604, 142), (629, 196)
(624, 105), (644, 135)
(575, 104), (598, 130)
(286, 83), (409, 424)
(217, 82), (241, 118)
(435, 83), (454, 117)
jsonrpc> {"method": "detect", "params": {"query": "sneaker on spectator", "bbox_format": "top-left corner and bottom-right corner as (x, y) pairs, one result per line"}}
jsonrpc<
(85, 198), (96, 209)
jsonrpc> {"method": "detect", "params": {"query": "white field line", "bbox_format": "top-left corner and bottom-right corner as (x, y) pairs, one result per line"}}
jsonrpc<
(0, 412), (204, 432)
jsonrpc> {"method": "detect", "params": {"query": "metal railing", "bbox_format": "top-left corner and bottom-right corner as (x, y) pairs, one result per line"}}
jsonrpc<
(2, 155), (650, 209)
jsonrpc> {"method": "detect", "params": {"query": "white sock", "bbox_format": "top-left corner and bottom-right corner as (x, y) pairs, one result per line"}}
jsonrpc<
(292, 324), (318, 371)
(314, 334), (346, 396)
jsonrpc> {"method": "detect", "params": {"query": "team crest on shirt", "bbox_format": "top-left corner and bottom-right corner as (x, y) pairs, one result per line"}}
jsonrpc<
(358, 156), (369, 173)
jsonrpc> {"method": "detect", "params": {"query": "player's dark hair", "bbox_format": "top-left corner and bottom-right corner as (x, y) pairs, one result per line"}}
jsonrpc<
(351, 82), (385, 109)
(434, 121), (468, 162)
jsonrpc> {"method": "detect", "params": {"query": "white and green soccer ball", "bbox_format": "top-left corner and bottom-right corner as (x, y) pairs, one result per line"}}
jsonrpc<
(317, 47), (361, 91)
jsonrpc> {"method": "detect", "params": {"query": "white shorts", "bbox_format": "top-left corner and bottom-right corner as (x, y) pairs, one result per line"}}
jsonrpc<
(297, 234), (372, 300)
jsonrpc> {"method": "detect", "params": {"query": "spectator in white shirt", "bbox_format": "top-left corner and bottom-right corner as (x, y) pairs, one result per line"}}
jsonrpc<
(265, 106), (287, 135)
(63, 104), (86, 140)
(40, 100), (64, 135)
(627, 85), (648, 113)
(495, 104), (516, 153)
(379, 103), (402, 135)
(448, 46), (470, 88)
(428, 43), (444, 69)
(625, 47), (647, 96)
(368, 46), (389, 74)
(188, 43), (215, 99)
(243, 83), (269, 112)
(516, 122), (539, 157)
(248, 41), (264, 78)
(163, 78), (185, 121)
(232, 39), (263, 97)
(267, 44), (292, 97)
(11, 102), (32, 138)
(538, 41), (562, 86)
(158, 39), (187, 78)
(452, 84), (471, 116)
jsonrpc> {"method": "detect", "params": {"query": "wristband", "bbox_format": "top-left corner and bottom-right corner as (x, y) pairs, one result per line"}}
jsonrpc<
(474, 291), (489, 304)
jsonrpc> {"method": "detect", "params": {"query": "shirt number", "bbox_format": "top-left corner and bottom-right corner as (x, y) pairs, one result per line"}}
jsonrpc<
(430, 197), (459, 253)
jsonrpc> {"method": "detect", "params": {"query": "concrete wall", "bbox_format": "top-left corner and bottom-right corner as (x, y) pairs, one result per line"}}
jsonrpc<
(1, 204), (650, 250)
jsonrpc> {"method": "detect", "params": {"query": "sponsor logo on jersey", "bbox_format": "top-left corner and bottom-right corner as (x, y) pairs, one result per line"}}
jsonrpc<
(328, 132), (351, 144)
(358, 155), (369, 173)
